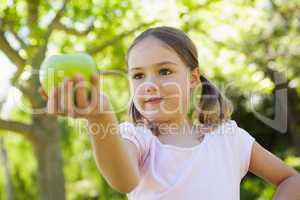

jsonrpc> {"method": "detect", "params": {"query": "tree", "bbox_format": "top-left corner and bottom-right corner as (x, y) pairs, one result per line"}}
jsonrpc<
(1, 0), (299, 199)
(0, 0), (157, 199)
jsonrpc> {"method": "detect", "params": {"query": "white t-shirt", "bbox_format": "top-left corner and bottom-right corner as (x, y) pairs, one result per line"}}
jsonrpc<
(118, 119), (255, 200)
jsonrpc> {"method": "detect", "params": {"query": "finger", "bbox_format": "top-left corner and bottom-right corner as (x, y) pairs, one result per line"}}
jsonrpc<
(67, 80), (75, 116)
(90, 72), (100, 108)
(38, 87), (48, 100)
(63, 78), (74, 117)
(74, 74), (89, 108)
(47, 88), (59, 114)
(58, 78), (68, 115)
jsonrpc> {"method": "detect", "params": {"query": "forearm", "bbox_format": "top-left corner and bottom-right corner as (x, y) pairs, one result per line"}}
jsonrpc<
(87, 113), (139, 193)
(273, 173), (300, 200)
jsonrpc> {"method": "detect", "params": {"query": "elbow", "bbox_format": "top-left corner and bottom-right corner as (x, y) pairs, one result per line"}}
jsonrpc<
(105, 174), (140, 194)
(110, 181), (139, 194)
(99, 166), (141, 193)
(273, 173), (300, 199)
(276, 171), (300, 187)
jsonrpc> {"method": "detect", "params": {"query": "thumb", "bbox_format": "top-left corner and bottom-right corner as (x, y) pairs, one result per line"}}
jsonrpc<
(38, 87), (48, 100)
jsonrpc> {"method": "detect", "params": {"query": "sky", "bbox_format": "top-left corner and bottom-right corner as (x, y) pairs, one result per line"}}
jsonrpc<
(0, 52), (16, 100)
(0, 52), (18, 119)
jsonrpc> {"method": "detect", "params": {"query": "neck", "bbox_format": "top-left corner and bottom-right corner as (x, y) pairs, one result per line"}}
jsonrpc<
(151, 117), (194, 137)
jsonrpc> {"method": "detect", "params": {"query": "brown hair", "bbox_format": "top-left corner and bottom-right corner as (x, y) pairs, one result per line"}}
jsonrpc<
(125, 26), (233, 135)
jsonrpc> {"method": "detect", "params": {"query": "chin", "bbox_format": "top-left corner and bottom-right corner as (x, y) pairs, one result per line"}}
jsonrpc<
(141, 111), (162, 121)
(144, 112), (177, 124)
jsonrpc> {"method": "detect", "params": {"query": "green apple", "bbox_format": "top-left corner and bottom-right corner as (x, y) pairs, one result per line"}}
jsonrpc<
(39, 52), (98, 95)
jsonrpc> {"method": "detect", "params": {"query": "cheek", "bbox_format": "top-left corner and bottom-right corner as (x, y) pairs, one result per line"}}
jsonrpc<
(131, 82), (144, 101)
(130, 77), (190, 112)
(158, 79), (188, 112)
(162, 78), (189, 100)
(130, 80), (141, 93)
(130, 82), (147, 111)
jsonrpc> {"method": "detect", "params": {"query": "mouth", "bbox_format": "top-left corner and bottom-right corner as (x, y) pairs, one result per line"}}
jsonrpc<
(144, 97), (163, 104)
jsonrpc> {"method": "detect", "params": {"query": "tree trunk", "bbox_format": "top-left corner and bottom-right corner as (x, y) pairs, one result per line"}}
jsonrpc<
(0, 138), (14, 200)
(288, 89), (300, 156)
(32, 116), (66, 200)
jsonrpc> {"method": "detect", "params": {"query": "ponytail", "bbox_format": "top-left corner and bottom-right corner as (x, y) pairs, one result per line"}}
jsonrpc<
(195, 75), (233, 125)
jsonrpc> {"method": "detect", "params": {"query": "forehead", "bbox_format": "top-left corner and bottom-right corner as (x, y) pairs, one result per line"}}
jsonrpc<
(127, 37), (183, 70)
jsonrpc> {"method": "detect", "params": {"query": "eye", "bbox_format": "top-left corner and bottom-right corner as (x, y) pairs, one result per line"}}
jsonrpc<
(159, 68), (172, 76)
(132, 73), (144, 80)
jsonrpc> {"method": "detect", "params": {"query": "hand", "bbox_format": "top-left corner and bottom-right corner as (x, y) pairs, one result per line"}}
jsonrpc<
(38, 72), (112, 121)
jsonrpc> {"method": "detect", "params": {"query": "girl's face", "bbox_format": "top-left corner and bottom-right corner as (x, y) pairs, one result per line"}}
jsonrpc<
(127, 36), (199, 123)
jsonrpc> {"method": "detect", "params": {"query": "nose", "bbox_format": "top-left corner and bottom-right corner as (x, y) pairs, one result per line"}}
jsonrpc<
(141, 76), (160, 95)
(144, 81), (158, 94)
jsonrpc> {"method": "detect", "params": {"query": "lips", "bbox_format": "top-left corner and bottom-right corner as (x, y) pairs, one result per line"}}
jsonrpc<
(145, 97), (163, 103)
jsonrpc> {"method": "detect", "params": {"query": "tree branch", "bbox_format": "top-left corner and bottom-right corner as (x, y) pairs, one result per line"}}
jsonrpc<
(26, 0), (40, 29)
(30, 0), (69, 70)
(9, 28), (28, 49)
(17, 82), (41, 107)
(45, 0), (69, 42)
(0, 118), (34, 141)
(0, 8), (28, 85)
(88, 20), (159, 55)
(99, 68), (128, 76)
(0, 137), (14, 200)
(54, 21), (94, 36)
(0, 32), (26, 68)
(0, 30), (26, 85)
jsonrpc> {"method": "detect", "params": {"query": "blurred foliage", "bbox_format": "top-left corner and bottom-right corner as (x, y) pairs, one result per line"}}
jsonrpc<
(0, 0), (299, 199)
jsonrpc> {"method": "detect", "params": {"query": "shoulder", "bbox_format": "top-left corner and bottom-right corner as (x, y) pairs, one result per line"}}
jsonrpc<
(211, 119), (255, 139)
(207, 119), (239, 137)
(227, 120), (255, 143)
(209, 119), (256, 158)
(118, 121), (154, 170)
(118, 121), (154, 143)
(220, 120), (256, 177)
(118, 121), (136, 134)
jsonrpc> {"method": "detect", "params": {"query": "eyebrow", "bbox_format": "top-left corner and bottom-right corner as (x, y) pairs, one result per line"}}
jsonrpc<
(129, 61), (177, 71)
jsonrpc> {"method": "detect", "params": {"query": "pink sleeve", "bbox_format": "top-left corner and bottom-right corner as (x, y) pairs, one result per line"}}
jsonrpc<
(118, 121), (152, 168)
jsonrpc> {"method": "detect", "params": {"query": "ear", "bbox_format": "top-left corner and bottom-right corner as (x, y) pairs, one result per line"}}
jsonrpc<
(190, 67), (200, 89)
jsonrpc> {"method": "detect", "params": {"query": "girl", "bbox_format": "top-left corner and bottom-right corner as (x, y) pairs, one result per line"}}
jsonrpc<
(40, 26), (300, 200)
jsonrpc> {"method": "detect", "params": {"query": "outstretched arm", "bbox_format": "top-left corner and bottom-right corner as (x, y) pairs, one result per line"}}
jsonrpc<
(88, 114), (141, 193)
